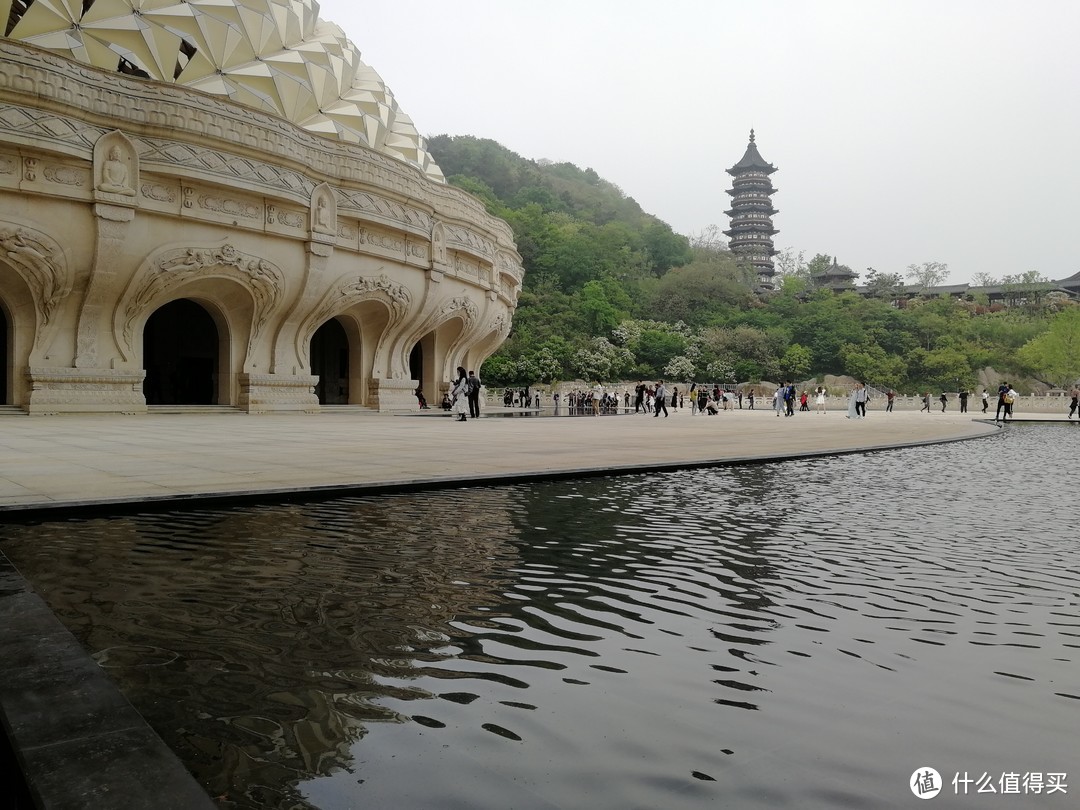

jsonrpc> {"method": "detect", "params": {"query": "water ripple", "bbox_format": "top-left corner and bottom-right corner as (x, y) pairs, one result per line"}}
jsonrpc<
(1, 427), (1077, 809)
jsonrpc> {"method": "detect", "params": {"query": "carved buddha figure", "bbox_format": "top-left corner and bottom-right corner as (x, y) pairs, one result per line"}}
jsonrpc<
(99, 146), (135, 196)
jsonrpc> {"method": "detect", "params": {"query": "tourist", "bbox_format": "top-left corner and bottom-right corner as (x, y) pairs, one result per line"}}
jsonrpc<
(855, 383), (868, 418)
(1000, 385), (1017, 423)
(467, 370), (482, 419)
(689, 383), (698, 414)
(671, 386), (679, 411)
(774, 386), (784, 417)
(737, 391), (743, 409)
(846, 386), (858, 419)
(939, 391), (948, 413)
(592, 383), (602, 415)
(747, 390), (755, 410)
(698, 387), (709, 413)
(958, 389), (968, 413)
(415, 386), (428, 409)
(885, 389), (895, 413)
(995, 382), (1009, 422)
(653, 380), (669, 417)
(799, 390), (809, 411)
(920, 392), (931, 413)
(634, 381), (646, 414)
(981, 388), (990, 413)
(1069, 385), (1079, 419)
(450, 367), (469, 422)
(441, 392), (452, 411)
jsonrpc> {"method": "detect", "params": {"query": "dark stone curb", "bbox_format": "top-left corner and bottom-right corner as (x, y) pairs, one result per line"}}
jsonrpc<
(0, 553), (215, 809)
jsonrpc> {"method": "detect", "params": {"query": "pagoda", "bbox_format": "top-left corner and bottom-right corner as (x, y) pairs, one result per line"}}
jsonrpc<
(724, 129), (779, 289)
(813, 257), (859, 292)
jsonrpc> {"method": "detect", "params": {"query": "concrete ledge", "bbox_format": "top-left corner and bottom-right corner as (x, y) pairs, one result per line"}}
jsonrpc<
(0, 553), (215, 810)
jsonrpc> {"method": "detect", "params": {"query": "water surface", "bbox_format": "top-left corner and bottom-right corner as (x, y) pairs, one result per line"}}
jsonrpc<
(1, 426), (1076, 808)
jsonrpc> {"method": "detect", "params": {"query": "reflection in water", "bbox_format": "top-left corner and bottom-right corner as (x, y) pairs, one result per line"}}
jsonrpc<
(2, 427), (1078, 809)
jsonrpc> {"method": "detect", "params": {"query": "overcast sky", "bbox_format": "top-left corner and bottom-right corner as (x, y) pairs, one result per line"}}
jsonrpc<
(318, 0), (1079, 285)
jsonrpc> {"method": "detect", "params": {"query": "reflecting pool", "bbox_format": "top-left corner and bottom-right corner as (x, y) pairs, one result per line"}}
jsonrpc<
(1, 426), (1076, 809)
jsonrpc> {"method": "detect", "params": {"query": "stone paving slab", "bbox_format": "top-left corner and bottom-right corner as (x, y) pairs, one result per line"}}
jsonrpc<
(0, 408), (1015, 515)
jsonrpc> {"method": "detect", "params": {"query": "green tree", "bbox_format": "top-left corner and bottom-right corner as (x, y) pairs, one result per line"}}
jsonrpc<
(1016, 307), (1080, 387)
(780, 343), (812, 380)
(906, 260), (949, 292)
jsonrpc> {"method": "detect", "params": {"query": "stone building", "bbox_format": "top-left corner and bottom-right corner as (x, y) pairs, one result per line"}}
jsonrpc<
(0, 0), (522, 413)
(724, 129), (779, 289)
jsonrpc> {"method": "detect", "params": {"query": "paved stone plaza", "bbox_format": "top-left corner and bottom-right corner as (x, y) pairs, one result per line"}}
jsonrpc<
(0, 408), (1016, 514)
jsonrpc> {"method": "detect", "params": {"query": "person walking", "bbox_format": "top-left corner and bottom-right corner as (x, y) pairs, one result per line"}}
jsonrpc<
(854, 383), (868, 418)
(1000, 385), (1017, 423)
(995, 382), (1009, 422)
(815, 386), (827, 414)
(748, 390), (755, 410)
(670, 386), (679, 412)
(958, 390), (968, 413)
(1069, 386), (1079, 419)
(634, 381), (647, 414)
(885, 389), (895, 413)
(466, 370), (482, 419)
(939, 392), (948, 413)
(920, 392), (931, 413)
(450, 366), (469, 422)
(981, 389), (990, 413)
(654, 380), (669, 417)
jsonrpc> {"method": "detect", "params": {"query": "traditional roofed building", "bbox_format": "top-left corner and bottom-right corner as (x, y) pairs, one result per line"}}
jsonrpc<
(724, 129), (779, 289)
(813, 257), (859, 291)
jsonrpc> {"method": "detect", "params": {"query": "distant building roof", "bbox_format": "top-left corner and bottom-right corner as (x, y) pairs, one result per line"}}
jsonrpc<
(726, 129), (777, 175)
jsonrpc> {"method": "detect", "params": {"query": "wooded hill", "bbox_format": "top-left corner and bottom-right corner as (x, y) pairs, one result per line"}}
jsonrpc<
(428, 135), (1079, 392)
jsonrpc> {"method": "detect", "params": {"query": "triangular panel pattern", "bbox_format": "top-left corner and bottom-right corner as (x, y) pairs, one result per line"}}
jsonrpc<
(1, 0), (442, 181)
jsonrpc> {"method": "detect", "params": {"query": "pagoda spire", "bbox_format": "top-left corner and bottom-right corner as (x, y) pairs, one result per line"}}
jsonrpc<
(723, 130), (780, 289)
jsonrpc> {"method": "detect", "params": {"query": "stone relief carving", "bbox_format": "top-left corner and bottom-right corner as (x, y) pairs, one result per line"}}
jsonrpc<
(0, 226), (69, 348)
(198, 194), (260, 220)
(446, 224), (494, 258)
(23, 157), (37, 181)
(338, 223), (358, 240)
(298, 274), (411, 361)
(278, 209), (305, 229)
(358, 228), (405, 253)
(44, 164), (89, 188)
(408, 241), (428, 260)
(437, 296), (479, 327)
(0, 156), (16, 175)
(311, 183), (336, 235)
(120, 244), (283, 360)
(431, 222), (446, 264)
(94, 130), (138, 198)
(140, 183), (176, 203)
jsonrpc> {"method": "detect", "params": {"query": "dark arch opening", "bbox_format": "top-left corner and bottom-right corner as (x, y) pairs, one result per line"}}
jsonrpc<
(409, 343), (423, 383)
(310, 318), (349, 405)
(143, 299), (218, 405)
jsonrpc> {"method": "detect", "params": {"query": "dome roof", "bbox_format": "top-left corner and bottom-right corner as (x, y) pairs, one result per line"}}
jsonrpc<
(1, 0), (443, 181)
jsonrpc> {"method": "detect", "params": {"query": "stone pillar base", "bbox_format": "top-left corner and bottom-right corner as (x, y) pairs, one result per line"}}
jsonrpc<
(26, 367), (147, 415)
(239, 373), (319, 413)
(368, 378), (421, 412)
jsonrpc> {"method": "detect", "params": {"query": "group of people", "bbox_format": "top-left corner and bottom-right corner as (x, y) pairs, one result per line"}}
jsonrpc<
(448, 368), (483, 422)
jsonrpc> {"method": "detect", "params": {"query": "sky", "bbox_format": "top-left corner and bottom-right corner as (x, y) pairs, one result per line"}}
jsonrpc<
(317, 0), (1080, 285)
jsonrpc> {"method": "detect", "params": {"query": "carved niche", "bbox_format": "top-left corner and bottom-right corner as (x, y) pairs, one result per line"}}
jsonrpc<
(311, 182), (337, 236)
(93, 130), (139, 202)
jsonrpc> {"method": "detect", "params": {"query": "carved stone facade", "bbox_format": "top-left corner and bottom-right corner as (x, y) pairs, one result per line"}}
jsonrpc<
(0, 40), (523, 414)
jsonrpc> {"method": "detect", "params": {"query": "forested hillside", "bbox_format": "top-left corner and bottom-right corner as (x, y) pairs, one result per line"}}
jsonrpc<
(428, 135), (1078, 392)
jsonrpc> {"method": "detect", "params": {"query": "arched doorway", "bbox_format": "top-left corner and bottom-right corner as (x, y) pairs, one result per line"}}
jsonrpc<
(143, 299), (218, 405)
(310, 318), (350, 404)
